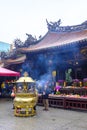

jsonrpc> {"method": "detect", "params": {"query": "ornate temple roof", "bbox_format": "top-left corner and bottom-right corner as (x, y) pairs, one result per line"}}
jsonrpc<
(1, 20), (87, 67)
(19, 29), (87, 52)
(5, 54), (26, 65)
(0, 54), (26, 67)
(18, 20), (87, 52)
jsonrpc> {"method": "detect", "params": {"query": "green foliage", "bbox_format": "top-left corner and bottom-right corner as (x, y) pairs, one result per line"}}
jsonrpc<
(56, 91), (60, 95)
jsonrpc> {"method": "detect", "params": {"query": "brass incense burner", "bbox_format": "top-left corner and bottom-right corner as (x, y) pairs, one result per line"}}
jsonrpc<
(13, 75), (38, 117)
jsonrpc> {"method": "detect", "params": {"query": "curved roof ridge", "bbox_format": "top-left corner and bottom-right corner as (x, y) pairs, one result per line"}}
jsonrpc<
(46, 19), (87, 33)
(18, 29), (87, 52)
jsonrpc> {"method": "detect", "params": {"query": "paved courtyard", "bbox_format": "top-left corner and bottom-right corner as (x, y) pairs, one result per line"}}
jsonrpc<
(0, 98), (87, 130)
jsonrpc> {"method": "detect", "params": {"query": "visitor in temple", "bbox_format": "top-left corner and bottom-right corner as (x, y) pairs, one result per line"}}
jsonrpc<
(1, 82), (6, 95)
(42, 83), (50, 111)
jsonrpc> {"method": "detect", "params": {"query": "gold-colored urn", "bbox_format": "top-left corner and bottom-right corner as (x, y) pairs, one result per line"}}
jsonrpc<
(13, 75), (38, 117)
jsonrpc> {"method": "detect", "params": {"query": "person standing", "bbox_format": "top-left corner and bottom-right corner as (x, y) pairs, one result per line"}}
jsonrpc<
(11, 84), (16, 109)
(42, 84), (50, 111)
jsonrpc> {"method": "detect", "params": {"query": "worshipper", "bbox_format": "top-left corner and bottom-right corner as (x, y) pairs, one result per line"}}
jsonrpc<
(11, 84), (17, 109)
(1, 82), (6, 95)
(42, 83), (50, 111)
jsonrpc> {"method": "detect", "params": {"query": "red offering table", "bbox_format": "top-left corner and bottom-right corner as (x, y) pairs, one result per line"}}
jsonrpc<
(65, 96), (87, 110)
(49, 95), (65, 108)
(38, 94), (87, 111)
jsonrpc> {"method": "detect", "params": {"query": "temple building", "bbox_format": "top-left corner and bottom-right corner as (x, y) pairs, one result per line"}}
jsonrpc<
(1, 19), (87, 83)
(1, 20), (87, 111)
